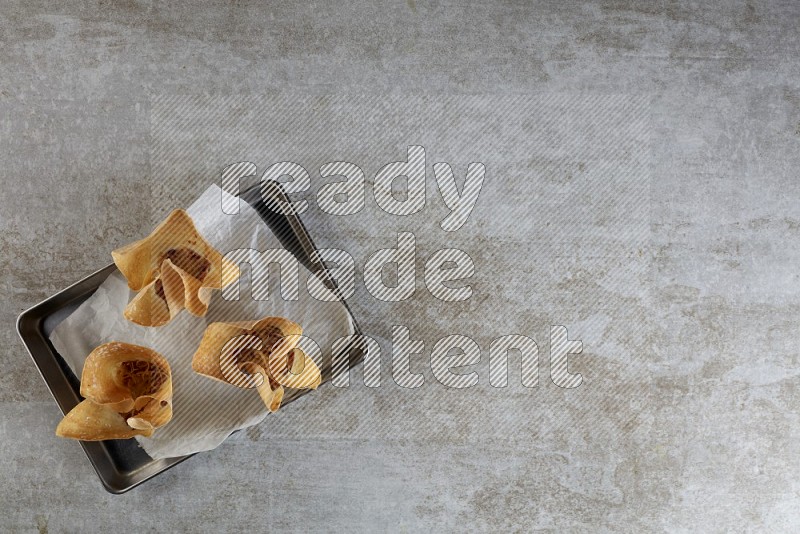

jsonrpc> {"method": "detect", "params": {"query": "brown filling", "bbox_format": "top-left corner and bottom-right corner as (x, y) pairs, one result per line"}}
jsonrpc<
(268, 376), (280, 390)
(232, 328), (294, 390)
(151, 248), (211, 305)
(232, 347), (274, 389)
(249, 325), (285, 354)
(162, 247), (211, 281)
(154, 279), (167, 302)
(234, 347), (268, 370)
(119, 360), (167, 398)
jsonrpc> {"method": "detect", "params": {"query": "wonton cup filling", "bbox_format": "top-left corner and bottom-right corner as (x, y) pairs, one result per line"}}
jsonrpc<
(191, 317), (321, 413)
(112, 209), (239, 327)
(56, 342), (173, 441)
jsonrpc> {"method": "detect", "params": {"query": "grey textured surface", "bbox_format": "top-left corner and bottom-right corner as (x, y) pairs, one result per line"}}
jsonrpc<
(1, 1), (799, 532)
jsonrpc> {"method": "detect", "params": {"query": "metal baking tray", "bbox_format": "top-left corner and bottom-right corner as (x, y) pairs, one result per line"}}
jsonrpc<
(16, 182), (364, 494)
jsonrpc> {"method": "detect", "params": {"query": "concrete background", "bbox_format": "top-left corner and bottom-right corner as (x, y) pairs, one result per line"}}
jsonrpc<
(1, 1), (799, 531)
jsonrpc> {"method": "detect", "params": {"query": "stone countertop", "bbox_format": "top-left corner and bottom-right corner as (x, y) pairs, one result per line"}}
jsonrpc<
(1, 1), (799, 531)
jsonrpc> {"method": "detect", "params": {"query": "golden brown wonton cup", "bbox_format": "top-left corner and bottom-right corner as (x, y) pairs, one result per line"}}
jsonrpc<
(112, 209), (239, 327)
(56, 342), (173, 441)
(192, 317), (321, 413)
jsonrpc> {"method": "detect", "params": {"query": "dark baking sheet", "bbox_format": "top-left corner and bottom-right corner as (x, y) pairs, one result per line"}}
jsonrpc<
(16, 182), (364, 494)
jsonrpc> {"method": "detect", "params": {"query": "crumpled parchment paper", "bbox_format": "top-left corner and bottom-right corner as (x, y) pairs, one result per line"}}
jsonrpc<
(49, 184), (354, 459)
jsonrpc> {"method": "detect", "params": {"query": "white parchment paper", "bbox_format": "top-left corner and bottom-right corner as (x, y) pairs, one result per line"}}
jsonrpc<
(49, 185), (354, 459)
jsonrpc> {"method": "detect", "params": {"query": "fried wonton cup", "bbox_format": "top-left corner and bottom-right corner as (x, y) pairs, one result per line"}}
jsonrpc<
(112, 209), (239, 327)
(56, 342), (173, 441)
(191, 317), (321, 413)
